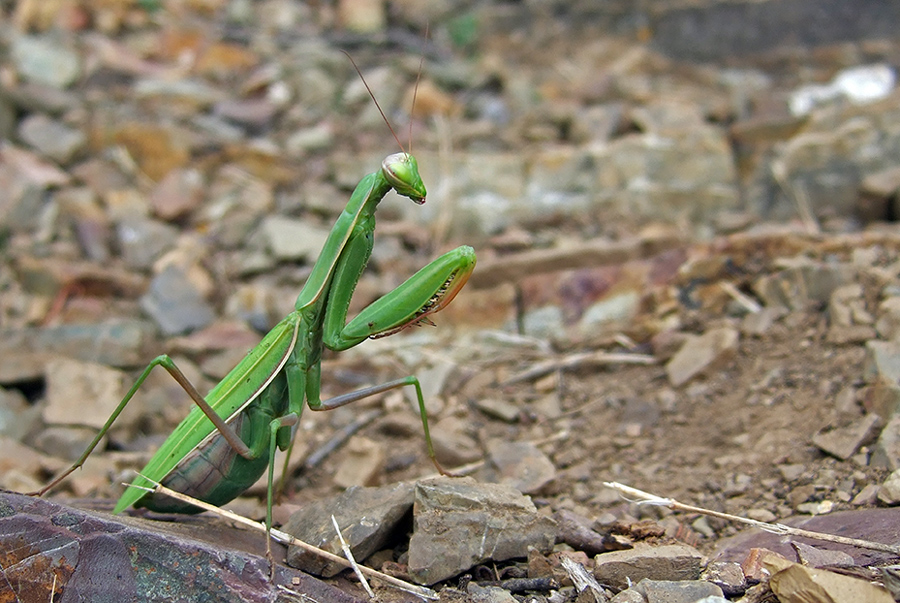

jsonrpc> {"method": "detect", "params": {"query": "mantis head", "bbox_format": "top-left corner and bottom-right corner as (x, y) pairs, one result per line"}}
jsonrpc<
(383, 152), (427, 205)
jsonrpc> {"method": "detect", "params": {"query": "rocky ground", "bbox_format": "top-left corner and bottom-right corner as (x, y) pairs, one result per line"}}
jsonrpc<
(3, 1), (900, 602)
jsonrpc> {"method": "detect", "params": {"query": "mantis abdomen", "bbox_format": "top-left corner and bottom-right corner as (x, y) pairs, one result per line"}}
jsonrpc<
(137, 371), (292, 514)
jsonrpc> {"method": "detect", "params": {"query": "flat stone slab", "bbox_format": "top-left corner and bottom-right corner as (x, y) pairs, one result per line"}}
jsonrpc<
(284, 481), (415, 577)
(0, 490), (361, 603)
(593, 543), (704, 591)
(407, 476), (557, 585)
(712, 507), (900, 567)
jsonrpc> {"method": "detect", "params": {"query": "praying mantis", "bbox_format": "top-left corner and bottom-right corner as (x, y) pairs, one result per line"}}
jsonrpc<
(32, 57), (477, 567)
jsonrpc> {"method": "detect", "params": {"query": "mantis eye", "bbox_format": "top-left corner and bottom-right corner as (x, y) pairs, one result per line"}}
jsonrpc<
(382, 152), (427, 204)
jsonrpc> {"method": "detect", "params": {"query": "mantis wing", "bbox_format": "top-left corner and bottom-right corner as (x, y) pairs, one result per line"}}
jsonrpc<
(113, 314), (302, 513)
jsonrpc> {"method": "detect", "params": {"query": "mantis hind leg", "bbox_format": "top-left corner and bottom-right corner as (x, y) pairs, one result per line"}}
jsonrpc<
(306, 376), (449, 475)
(31, 354), (258, 497)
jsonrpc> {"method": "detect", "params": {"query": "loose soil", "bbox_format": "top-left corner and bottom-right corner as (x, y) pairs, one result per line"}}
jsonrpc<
(292, 287), (885, 556)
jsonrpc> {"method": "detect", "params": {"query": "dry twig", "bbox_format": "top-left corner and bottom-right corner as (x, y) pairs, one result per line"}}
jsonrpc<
(502, 351), (656, 386)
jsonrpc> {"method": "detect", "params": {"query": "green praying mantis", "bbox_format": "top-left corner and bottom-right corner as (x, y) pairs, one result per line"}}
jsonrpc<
(31, 58), (477, 567)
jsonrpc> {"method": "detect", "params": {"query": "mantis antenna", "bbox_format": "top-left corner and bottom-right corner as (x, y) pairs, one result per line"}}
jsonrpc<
(342, 50), (407, 155)
(408, 22), (429, 156)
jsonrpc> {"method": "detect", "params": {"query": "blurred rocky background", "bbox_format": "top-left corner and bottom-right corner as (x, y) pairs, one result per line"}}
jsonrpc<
(5, 0), (900, 601)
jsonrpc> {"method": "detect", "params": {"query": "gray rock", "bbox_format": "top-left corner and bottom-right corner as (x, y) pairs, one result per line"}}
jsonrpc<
(580, 290), (642, 333)
(593, 544), (703, 591)
(261, 216), (331, 262)
(399, 151), (525, 237)
(429, 417), (483, 467)
(572, 103), (625, 143)
(520, 305), (565, 340)
(872, 416), (900, 471)
(591, 125), (739, 227)
(701, 561), (746, 596)
(54, 186), (113, 262)
(140, 265), (216, 336)
(876, 297), (900, 340)
(17, 114), (86, 164)
(827, 284), (876, 343)
(332, 437), (385, 489)
(283, 481), (414, 577)
(134, 78), (225, 110)
(214, 98), (279, 130)
(812, 413), (883, 460)
(792, 541), (855, 568)
(754, 92), (900, 222)
(42, 357), (130, 429)
(0, 436), (55, 491)
(610, 589), (645, 603)
(70, 158), (132, 204)
(190, 113), (245, 143)
(0, 387), (41, 443)
(475, 398), (521, 422)
(149, 168), (205, 221)
(828, 284), (871, 327)
(826, 324), (878, 345)
(851, 484), (880, 505)
(861, 165), (900, 201)
(0, 167), (48, 232)
(404, 359), (456, 410)
(524, 146), (595, 213)
(634, 578), (724, 603)
(862, 380), (900, 419)
(482, 440), (556, 494)
(466, 583), (518, 603)
(753, 259), (855, 311)
(31, 425), (104, 462)
(292, 65), (341, 122)
(10, 34), (81, 88)
(285, 123), (335, 155)
(665, 327), (739, 387)
(788, 64), (894, 117)
(0, 320), (157, 378)
(4, 81), (80, 116)
(741, 306), (785, 336)
(116, 217), (180, 270)
(864, 340), (900, 384)
(878, 469), (900, 505)
(631, 100), (707, 135)
(407, 476), (556, 584)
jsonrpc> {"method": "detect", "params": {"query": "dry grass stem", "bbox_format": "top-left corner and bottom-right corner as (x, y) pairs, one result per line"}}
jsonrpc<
(719, 281), (763, 313)
(605, 481), (900, 556)
(331, 514), (374, 598)
(129, 478), (439, 600)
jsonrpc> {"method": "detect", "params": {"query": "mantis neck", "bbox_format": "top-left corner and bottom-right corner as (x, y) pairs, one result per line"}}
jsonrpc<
(293, 170), (392, 312)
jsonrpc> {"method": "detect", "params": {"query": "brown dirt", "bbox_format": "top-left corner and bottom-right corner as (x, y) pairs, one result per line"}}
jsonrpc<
(288, 248), (888, 558)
